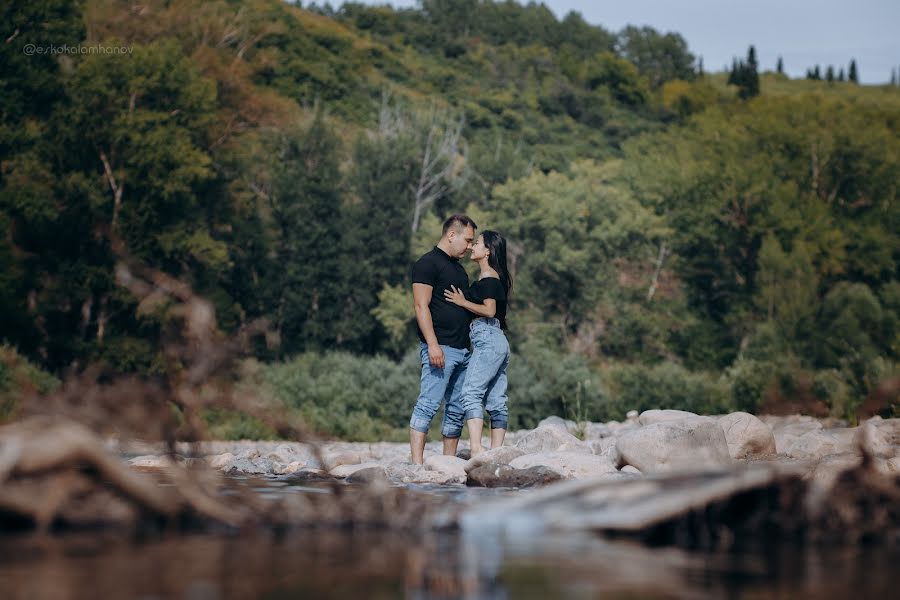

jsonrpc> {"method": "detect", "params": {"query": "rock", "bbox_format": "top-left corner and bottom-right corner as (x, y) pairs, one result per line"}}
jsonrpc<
(272, 461), (306, 475)
(424, 455), (468, 478)
(638, 409), (698, 426)
(855, 423), (896, 458)
(223, 457), (274, 475)
(588, 437), (622, 468)
(805, 452), (861, 492)
(206, 452), (235, 470)
(538, 416), (577, 432)
(870, 418), (900, 445)
(346, 465), (389, 484)
(581, 422), (613, 440)
(128, 455), (170, 469)
(508, 452), (618, 480)
(616, 417), (732, 474)
(717, 412), (777, 459)
(466, 463), (562, 488)
(626, 410), (639, 422)
(621, 465), (642, 475)
(323, 451), (364, 471)
(329, 462), (383, 478)
(464, 446), (526, 473)
(266, 444), (300, 464)
(782, 429), (855, 460)
(514, 426), (591, 454)
(769, 417), (823, 453)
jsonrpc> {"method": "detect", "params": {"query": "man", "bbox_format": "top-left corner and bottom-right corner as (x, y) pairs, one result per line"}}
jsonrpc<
(408, 214), (476, 464)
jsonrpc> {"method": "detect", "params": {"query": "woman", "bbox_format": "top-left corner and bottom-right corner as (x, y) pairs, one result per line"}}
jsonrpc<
(444, 230), (512, 456)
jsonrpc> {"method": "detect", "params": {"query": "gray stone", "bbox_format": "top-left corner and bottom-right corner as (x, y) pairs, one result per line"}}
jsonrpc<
(717, 412), (777, 459)
(272, 461), (306, 475)
(621, 465), (642, 475)
(514, 426), (591, 454)
(224, 457), (273, 475)
(464, 446), (526, 473)
(466, 463), (563, 488)
(424, 455), (468, 477)
(538, 416), (577, 432)
(206, 452), (235, 470)
(329, 462), (383, 478)
(346, 465), (389, 484)
(638, 409), (698, 426)
(782, 429), (855, 460)
(128, 455), (170, 469)
(508, 452), (618, 480)
(581, 422), (614, 440)
(616, 417), (732, 474)
(588, 437), (622, 468)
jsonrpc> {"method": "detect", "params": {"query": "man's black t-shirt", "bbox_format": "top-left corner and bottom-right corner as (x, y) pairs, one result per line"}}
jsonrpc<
(468, 277), (507, 328)
(411, 247), (471, 349)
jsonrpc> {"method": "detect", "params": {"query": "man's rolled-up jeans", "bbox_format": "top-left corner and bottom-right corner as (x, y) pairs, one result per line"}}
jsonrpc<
(409, 342), (469, 438)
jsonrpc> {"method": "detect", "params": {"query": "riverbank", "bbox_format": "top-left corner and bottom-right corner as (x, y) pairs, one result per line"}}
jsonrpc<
(123, 411), (900, 490)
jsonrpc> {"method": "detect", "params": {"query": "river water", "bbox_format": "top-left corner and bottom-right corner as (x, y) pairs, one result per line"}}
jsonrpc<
(0, 476), (896, 599)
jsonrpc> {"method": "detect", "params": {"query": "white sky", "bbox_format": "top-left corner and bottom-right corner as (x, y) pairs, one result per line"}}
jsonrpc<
(339, 0), (900, 84)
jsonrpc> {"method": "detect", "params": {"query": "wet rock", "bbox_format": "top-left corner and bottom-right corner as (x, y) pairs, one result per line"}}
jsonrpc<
(464, 446), (525, 473)
(424, 455), (467, 477)
(508, 452), (618, 480)
(616, 417), (732, 474)
(329, 462), (383, 478)
(272, 461), (306, 475)
(717, 412), (777, 459)
(638, 409), (698, 426)
(514, 426), (591, 454)
(346, 465), (389, 484)
(466, 462), (563, 488)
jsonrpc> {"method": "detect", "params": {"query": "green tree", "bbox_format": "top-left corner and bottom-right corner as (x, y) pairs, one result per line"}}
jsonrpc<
(848, 59), (859, 83)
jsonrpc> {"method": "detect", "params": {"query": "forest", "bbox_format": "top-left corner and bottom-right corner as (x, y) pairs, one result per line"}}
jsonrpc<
(1, 0), (898, 440)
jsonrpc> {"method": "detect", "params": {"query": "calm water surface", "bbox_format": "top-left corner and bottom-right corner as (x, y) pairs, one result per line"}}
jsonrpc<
(0, 477), (896, 599)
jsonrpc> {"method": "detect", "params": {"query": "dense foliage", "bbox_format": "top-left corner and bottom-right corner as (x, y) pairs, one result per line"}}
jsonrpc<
(1, 0), (897, 438)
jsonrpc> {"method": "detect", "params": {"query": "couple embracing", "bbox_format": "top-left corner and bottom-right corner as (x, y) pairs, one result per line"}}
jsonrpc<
(408, 214), (512, 465)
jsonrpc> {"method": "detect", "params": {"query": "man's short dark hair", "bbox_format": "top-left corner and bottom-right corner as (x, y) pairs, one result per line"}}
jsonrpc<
(442, 214), (477, 236)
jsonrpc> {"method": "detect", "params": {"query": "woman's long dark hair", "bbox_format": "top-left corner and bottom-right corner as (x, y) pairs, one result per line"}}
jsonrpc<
(482, 230), (512, 300)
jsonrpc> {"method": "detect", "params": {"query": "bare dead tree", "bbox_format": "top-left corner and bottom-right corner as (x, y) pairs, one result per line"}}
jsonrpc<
(410, 106), (468, 233)
(646, 240), (670, 302)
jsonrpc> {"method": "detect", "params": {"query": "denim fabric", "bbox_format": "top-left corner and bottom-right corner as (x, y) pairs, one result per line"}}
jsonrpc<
(409, 342), (470, 437)
(458, 318), (510, 431)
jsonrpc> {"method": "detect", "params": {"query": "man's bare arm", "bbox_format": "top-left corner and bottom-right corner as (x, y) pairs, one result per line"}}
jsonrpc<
(413, 283), (444, 368)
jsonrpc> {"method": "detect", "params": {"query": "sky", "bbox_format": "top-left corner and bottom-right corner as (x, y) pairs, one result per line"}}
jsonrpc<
(341, 0), (900, 84)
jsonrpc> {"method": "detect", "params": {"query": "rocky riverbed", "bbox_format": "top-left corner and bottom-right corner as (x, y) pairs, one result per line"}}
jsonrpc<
(124, 411), (900, 493)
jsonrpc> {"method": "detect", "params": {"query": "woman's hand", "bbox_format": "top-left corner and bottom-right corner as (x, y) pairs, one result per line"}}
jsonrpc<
(443, 285), (466, 306)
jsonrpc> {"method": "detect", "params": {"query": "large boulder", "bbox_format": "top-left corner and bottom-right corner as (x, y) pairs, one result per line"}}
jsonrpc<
(466, 463), (563, 488)
(513, 426), (591, 454)
(717, 412), (777, 459)
(463, 446), (526, 473)
(638, 409), (698, 426)
(508, 452), (617, 480)
(615, 417), (732, 474)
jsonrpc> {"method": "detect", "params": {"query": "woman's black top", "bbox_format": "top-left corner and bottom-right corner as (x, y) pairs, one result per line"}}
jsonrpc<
(468, 277), (507, 328)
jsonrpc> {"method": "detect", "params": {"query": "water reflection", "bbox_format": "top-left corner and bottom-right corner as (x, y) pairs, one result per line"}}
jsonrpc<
(0, 481), (897, 599)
